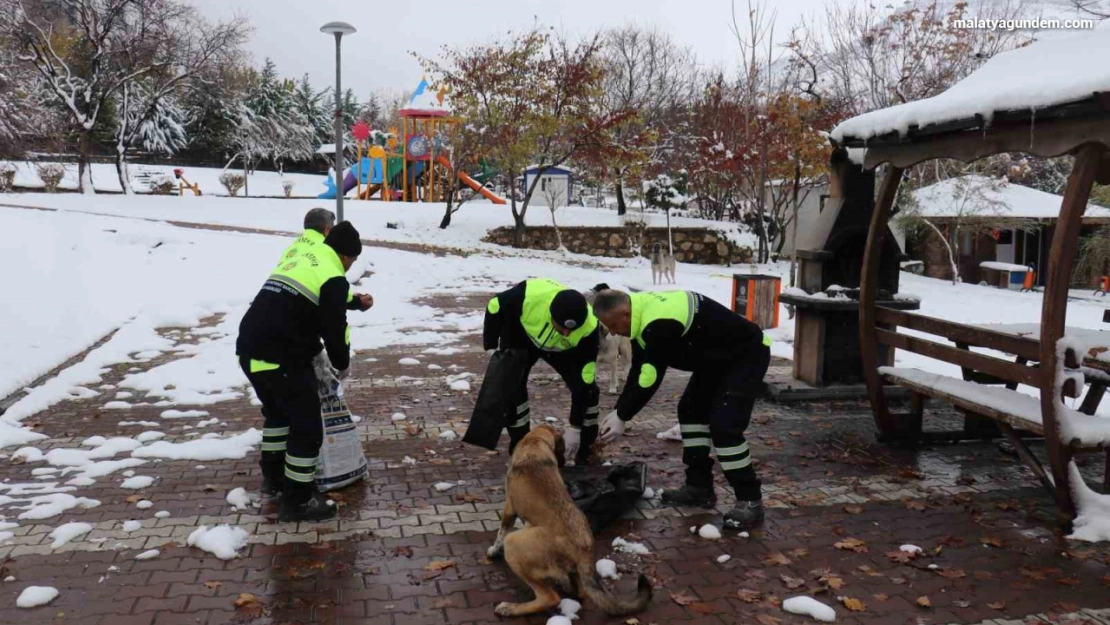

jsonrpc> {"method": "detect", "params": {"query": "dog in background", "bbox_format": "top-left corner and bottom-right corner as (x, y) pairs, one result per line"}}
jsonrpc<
(487, 425), (653, 617)
(650, 242), (676, 285)
(586, 284), (632, 394)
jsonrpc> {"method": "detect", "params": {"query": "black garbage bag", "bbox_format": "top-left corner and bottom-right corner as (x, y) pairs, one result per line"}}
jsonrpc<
(463, 349), (531, 450)
(563, 462), (647, 533)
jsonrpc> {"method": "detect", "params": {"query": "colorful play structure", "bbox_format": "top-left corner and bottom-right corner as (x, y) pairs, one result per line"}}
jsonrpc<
(173, 168), (202, 196)
(318, 78), (506, 205)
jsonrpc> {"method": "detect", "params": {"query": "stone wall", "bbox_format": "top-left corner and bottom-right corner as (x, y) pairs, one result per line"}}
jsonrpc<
(482, 226), (754, 265)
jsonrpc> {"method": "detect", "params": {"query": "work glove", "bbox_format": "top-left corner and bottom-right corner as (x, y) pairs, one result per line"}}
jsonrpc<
(563, 427), (581, 463)
(598, 410), (625, 443)
(336, 367), (350, 381)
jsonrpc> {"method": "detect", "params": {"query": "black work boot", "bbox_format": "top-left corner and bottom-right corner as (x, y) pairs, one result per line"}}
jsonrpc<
(723, 500), (764, 530)
(661, 484), (717, 508)
(278, 490), (337, 522)
(260, 476), (282, 497)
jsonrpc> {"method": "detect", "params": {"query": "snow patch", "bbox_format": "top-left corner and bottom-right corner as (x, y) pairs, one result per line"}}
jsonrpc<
(399, 358), (421, 365)
(16, 586), (59, 608)
(134, 549), (160, 560)
(120, 476), (155, 489)
(17, 494), (101, 520)
(187, 524), (249, 560)
(595, 558), (619, 579)
(132, 428), (260, 461)
(49, 522), (93, 549)
(135, 431), (165, 443)
(433, 482), (455, 492)
(717, 554), (732, 563)
(783, 596), (836, 622)
(160, 409), (209, 419)
(611, 537), (651, 555)
(438, 430), (457, 441)
(122, 520), (142, 532)
(226, 487), (252, 511)
(698, 524), (722, 540)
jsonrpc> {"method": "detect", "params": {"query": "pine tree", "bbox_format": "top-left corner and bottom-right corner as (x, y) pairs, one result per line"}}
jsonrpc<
(293, 74), (331, 145)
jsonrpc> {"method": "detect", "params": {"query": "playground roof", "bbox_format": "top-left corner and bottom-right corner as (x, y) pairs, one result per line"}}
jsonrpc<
(400, 78), (451, 118)
(523, 164), (575, 175)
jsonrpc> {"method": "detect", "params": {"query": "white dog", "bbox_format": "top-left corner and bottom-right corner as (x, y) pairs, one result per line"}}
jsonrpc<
(650, 242), (676, 285)
(586, 284), (633, 394)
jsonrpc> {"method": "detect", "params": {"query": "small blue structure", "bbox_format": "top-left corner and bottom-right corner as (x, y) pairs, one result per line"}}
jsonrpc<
(522, 164), (573, 206)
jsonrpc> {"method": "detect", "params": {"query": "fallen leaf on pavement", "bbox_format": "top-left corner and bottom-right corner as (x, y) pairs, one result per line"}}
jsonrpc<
(233, 593), (264, 617)
(916, 596), (932, 608)
(780, 575), (806, 590)
(988, 601), (1006, 610)
(1057, 576), (1080, 586)
(670, 592), (698, 606)
(203, 581), (222, 590)
(938, 568), (967, 579)
(834, 538), (868, 553)
(1053, 602), (1080, 613)
(980, 536), (1004, 548)
(690, 603), (715, 614)
(430, 598), (455, 609)
(1020, 567), (1047, 580)
(903, 499), (927, 511)
(737, 589), (762, 603)
(755, 615), (781, 625)
(626, 620), (640, 625)
(391, 546), (414, 558)
(787, 547), (810, 559)
(423, 560), (456, 580)
(872, 594), (889, 602)
(763, 552), (792, 566)
(125, 495), (143, 503)
(403, 425), (423, 437)
(842, 505), (863, 514)
(840, 597), (866, 612)
(886, 550), (916, 564)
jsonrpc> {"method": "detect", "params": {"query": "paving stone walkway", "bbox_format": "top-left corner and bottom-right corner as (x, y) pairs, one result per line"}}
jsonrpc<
(0, 298), (1108, 625)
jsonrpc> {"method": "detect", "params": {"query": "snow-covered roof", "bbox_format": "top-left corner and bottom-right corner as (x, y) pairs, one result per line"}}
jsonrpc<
(523, 164), (574, 175)
(832, 23), (1110, 143)
(400, 78), (450, 117)
(912, 176), (1110, 220)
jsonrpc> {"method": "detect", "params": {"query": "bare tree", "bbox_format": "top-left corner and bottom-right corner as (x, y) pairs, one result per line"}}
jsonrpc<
(542, 180), (568, 253)
(1, 0), (246, 193)
(1071, 0), (1110, 19)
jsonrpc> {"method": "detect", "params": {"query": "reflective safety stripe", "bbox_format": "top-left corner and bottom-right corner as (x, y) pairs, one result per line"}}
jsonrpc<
(487, 297), (500, 314)
(284, 466), (316, 482)
(680, 424), (711, 434)
(516, 401), (530, 415)
(519, 279), (599, 352)
(345, 325), (351, 345)
(720, 457), (753, 471)
(583, 418), (599, 427)
(682, 438), (712, 448)
(585, 405), (600, 415)
(250, 359), (280, 373)
(260, 442), (288, 451)
(269, 274), (320, 305)
(509, 416), (531, 429)
(763, 333), (773, 347)
(639, 363), (658, 388)
(714, 443), (750, 457)
(263, 427), (290, 437)
(582, 362), (596, 384)
(285, 454), (317, 468)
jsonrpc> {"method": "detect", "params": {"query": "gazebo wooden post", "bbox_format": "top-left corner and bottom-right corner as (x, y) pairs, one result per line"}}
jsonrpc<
(1037, 143), (1107, 517)
(859, 165), (904, 439)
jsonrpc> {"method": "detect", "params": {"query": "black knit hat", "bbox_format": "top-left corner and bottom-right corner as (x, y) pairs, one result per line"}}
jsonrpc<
(325, 221), (361, 258)
(550, 289), (588, 331)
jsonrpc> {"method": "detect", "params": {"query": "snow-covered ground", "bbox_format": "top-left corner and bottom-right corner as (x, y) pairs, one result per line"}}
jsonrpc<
(0, 191), (757, 252)
(1, 161), (328, 198)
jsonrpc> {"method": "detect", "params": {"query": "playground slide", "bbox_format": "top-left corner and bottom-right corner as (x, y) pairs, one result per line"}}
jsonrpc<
(357, 184), (382, 200)
(458, 170), (507, 204)
(317, 170), (358, 200)
(434, 154), (507, 204)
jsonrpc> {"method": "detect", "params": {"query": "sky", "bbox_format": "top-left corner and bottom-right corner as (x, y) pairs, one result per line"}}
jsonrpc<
(187, 0), (828, 98)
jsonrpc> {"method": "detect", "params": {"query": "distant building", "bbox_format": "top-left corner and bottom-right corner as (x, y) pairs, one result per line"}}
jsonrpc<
(521, 165), (574, 207)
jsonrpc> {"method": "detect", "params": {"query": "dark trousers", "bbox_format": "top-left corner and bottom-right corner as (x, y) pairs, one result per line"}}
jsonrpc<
(239, 357), (322, 502)
(677, 345), (770, 501)
(505, 348), (600, 463)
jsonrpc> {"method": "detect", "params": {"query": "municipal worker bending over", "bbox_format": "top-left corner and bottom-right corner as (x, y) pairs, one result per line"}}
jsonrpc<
(236, 221), (362, 522)
(592, 288), (771, 530)
(483, 278), (601, 465)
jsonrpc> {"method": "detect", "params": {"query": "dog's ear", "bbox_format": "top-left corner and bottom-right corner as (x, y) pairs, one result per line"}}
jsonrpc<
(553, 432), (567, 468)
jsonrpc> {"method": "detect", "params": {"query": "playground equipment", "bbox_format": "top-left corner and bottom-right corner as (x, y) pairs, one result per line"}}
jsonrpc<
(173, 168), (202, 196)
(318, 77), (506, 205)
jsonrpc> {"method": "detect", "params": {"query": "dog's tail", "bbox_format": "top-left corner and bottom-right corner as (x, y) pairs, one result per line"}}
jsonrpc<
(576, 561), (652, 616)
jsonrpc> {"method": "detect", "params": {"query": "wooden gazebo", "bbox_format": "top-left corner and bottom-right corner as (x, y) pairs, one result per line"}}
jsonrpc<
(832, 27), (1110, 524)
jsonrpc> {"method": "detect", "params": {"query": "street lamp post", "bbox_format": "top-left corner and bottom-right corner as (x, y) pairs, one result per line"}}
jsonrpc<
(320, 21), (356, 222)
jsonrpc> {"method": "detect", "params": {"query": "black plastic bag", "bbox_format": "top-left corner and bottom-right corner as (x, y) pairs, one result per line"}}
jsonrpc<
(563, 462), (647, 533)
(463, 349), (530, 450)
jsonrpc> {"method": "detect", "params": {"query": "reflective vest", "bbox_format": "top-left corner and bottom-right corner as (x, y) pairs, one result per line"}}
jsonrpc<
(629, 290), (696, 349)
(520, 279), (598, 352)
(268, 244), (346, 306)
(276, 229), (325, 267)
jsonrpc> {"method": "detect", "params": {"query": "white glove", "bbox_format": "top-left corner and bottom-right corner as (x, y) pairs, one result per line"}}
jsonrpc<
(336, 367), (350, 380)
(563, 427), (581, 462)
(599, 410), (625, 443)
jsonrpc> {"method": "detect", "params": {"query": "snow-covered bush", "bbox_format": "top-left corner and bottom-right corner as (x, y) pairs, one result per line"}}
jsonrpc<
(219, 172), (245, 197)
(149, 173), (176, 195)
(282, 180), (295, 198)
(0, 163), (15, 192)
(36, 163), (65, 192)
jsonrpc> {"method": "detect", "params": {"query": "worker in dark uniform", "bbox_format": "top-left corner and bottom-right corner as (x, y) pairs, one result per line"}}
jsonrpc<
(592, 288), (772, 530)
(236, 221), (363, 522)
(482, 278), (601, 465)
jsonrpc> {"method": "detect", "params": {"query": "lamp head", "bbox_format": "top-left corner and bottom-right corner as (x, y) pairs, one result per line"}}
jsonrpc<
(320, 21), (356, 36)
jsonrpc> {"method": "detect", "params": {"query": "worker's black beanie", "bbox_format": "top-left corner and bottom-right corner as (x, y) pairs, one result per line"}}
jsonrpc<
(550, 289), (589, 331)
(326, 221), (361, 258)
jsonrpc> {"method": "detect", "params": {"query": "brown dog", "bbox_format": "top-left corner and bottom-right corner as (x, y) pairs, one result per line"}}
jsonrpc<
(487, 424), (653, 617)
